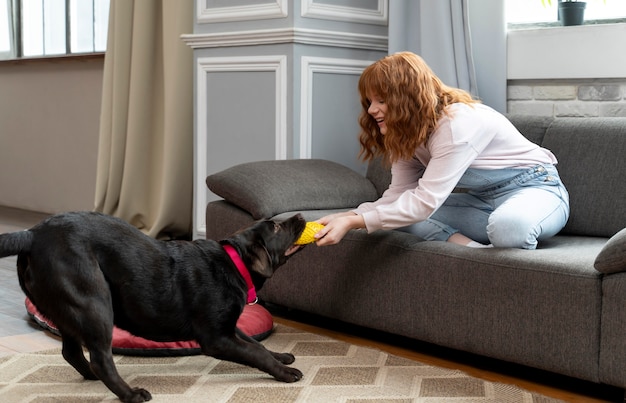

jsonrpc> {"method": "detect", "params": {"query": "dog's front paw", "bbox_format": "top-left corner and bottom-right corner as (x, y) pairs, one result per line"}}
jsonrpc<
(275, 366), (303, 383)
(122, 388), (152, 402)
(273, 352), (295, 365)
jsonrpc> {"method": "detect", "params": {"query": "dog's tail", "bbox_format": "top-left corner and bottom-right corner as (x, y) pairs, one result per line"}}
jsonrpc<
(0, 231), (33, 258)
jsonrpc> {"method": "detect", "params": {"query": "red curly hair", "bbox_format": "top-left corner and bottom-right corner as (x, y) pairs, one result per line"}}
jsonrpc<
(358, 52), (479, 164)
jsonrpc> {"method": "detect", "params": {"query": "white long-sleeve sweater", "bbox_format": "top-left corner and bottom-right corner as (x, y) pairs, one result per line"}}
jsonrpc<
(354, 103), (558, 232)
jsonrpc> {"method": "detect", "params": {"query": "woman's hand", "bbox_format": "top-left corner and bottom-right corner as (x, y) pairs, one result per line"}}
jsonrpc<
(314, 212), (365, 246)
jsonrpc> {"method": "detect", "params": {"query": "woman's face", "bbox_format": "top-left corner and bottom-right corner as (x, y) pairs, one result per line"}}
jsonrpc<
(366, 91), (387, 135)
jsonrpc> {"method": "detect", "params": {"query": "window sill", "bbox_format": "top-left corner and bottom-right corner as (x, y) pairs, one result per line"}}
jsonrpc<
(508, 18), (626, 30)
(0, 52), (105, 66)
(507, 23), (626, 80)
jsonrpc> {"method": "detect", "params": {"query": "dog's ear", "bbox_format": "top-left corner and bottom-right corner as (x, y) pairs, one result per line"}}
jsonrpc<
(248, 246), (274, 278)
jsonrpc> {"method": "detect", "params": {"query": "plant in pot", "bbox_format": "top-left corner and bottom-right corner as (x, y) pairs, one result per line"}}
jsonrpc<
(543, 0), (587, 26)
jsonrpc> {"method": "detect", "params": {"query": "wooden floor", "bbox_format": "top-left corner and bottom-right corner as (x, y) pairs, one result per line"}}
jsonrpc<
(0, 206), (622, 402)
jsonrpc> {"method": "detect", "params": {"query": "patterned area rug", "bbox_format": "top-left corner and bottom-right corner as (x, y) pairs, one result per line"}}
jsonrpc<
(0, 324), (563, 403)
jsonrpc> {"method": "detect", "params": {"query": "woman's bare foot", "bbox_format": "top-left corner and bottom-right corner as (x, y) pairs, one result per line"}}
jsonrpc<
(448, 233), (493, 248)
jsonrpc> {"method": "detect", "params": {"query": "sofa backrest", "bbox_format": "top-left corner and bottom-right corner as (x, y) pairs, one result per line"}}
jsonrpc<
(506, 115), (553, 146)
(366, 115), (626, 238)
(539, 117), (626, 237)
(365, 156), (392, 197)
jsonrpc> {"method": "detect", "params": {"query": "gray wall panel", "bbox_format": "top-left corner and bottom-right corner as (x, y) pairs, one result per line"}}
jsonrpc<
(310, 71), (364, 175)
(205, 71), (276, 171)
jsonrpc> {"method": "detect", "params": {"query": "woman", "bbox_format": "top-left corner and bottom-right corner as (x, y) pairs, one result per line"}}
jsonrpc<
(314, 52), (569, 249)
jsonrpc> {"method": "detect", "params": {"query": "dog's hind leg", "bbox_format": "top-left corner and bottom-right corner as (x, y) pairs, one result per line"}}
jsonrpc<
(57, 316), (152, 402)
(84, 344), (152, 403)
(74, 314), (152, 403)
(61, 335), (97, 380)
(58, 294), (152, 401)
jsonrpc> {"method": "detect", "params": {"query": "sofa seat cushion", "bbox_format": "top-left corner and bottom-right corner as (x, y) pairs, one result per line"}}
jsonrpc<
(470, 235), (607, 276)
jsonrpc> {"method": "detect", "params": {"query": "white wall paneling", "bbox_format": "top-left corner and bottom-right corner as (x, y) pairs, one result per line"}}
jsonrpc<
(197, 0), (288, 24)
(299, 56), (373, 162)
(190, 0), (389, 239)
(182, 28), (388, 51)
(301, 0), (388, 25)
(194, 55), (287, 238)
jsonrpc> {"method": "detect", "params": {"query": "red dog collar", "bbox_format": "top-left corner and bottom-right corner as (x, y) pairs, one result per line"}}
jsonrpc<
(222, 244), (257, 305)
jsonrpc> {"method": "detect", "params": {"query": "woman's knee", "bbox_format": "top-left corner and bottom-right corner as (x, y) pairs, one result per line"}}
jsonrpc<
(486, 213), (539, 249)
(487, 196), (569, 249)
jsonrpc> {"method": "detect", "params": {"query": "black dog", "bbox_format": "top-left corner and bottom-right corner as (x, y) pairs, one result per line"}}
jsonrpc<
(0, 211), (306, 402)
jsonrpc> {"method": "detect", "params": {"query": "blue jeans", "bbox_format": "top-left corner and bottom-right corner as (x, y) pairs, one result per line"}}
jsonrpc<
(398, 164), (570, 249)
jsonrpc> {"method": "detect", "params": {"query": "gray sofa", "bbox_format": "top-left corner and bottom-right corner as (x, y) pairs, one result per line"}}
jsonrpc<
(204, 116), (626, 391)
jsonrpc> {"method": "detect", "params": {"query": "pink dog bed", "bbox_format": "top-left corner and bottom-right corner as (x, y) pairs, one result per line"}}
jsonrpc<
(25, 297), (274, 356)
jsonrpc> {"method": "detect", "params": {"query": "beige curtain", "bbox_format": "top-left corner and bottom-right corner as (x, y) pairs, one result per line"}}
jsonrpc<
(95, 0), (193, 239)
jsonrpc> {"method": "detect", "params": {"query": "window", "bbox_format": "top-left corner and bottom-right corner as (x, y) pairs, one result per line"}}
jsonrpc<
(0, 0), (109, 60)
(506, 0), (626, 26)
(0, 0), (12, 58)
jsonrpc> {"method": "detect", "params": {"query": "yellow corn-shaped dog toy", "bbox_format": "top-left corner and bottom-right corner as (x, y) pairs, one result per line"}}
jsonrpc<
(295, 222), (325, 245)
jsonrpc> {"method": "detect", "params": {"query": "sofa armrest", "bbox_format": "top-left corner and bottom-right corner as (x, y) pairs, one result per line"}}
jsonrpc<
(206, 159), (379, 219)
(594, 228), (626, 274)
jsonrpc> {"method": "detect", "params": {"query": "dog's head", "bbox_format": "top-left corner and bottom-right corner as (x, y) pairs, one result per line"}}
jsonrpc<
(228, 214), (306, 285)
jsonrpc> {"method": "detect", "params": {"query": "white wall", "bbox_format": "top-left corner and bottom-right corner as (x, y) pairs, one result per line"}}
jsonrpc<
(506, 23), (626, 117)
(0, 57), (103, 214)
(507, 24), (626, 80)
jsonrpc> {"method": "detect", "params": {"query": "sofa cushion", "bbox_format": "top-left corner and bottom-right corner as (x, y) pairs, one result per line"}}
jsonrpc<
(594, 227), (626, 274)
(540, 118), (626, 237)
(507, 115), (553, 145)
(365, 156), (392, 198)
(206, 159), (378, 219)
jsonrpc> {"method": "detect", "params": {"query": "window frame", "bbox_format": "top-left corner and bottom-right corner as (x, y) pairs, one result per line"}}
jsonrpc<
(506, 0), (626, 29)
(0, 0), (15, 59)
(0, 0), (108, 61)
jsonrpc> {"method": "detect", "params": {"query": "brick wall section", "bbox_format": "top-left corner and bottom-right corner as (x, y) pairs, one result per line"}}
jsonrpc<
(507, 80), (626, 117)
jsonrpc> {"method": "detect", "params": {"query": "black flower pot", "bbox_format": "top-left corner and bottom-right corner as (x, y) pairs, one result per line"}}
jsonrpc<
(559, 1), (586, 26)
